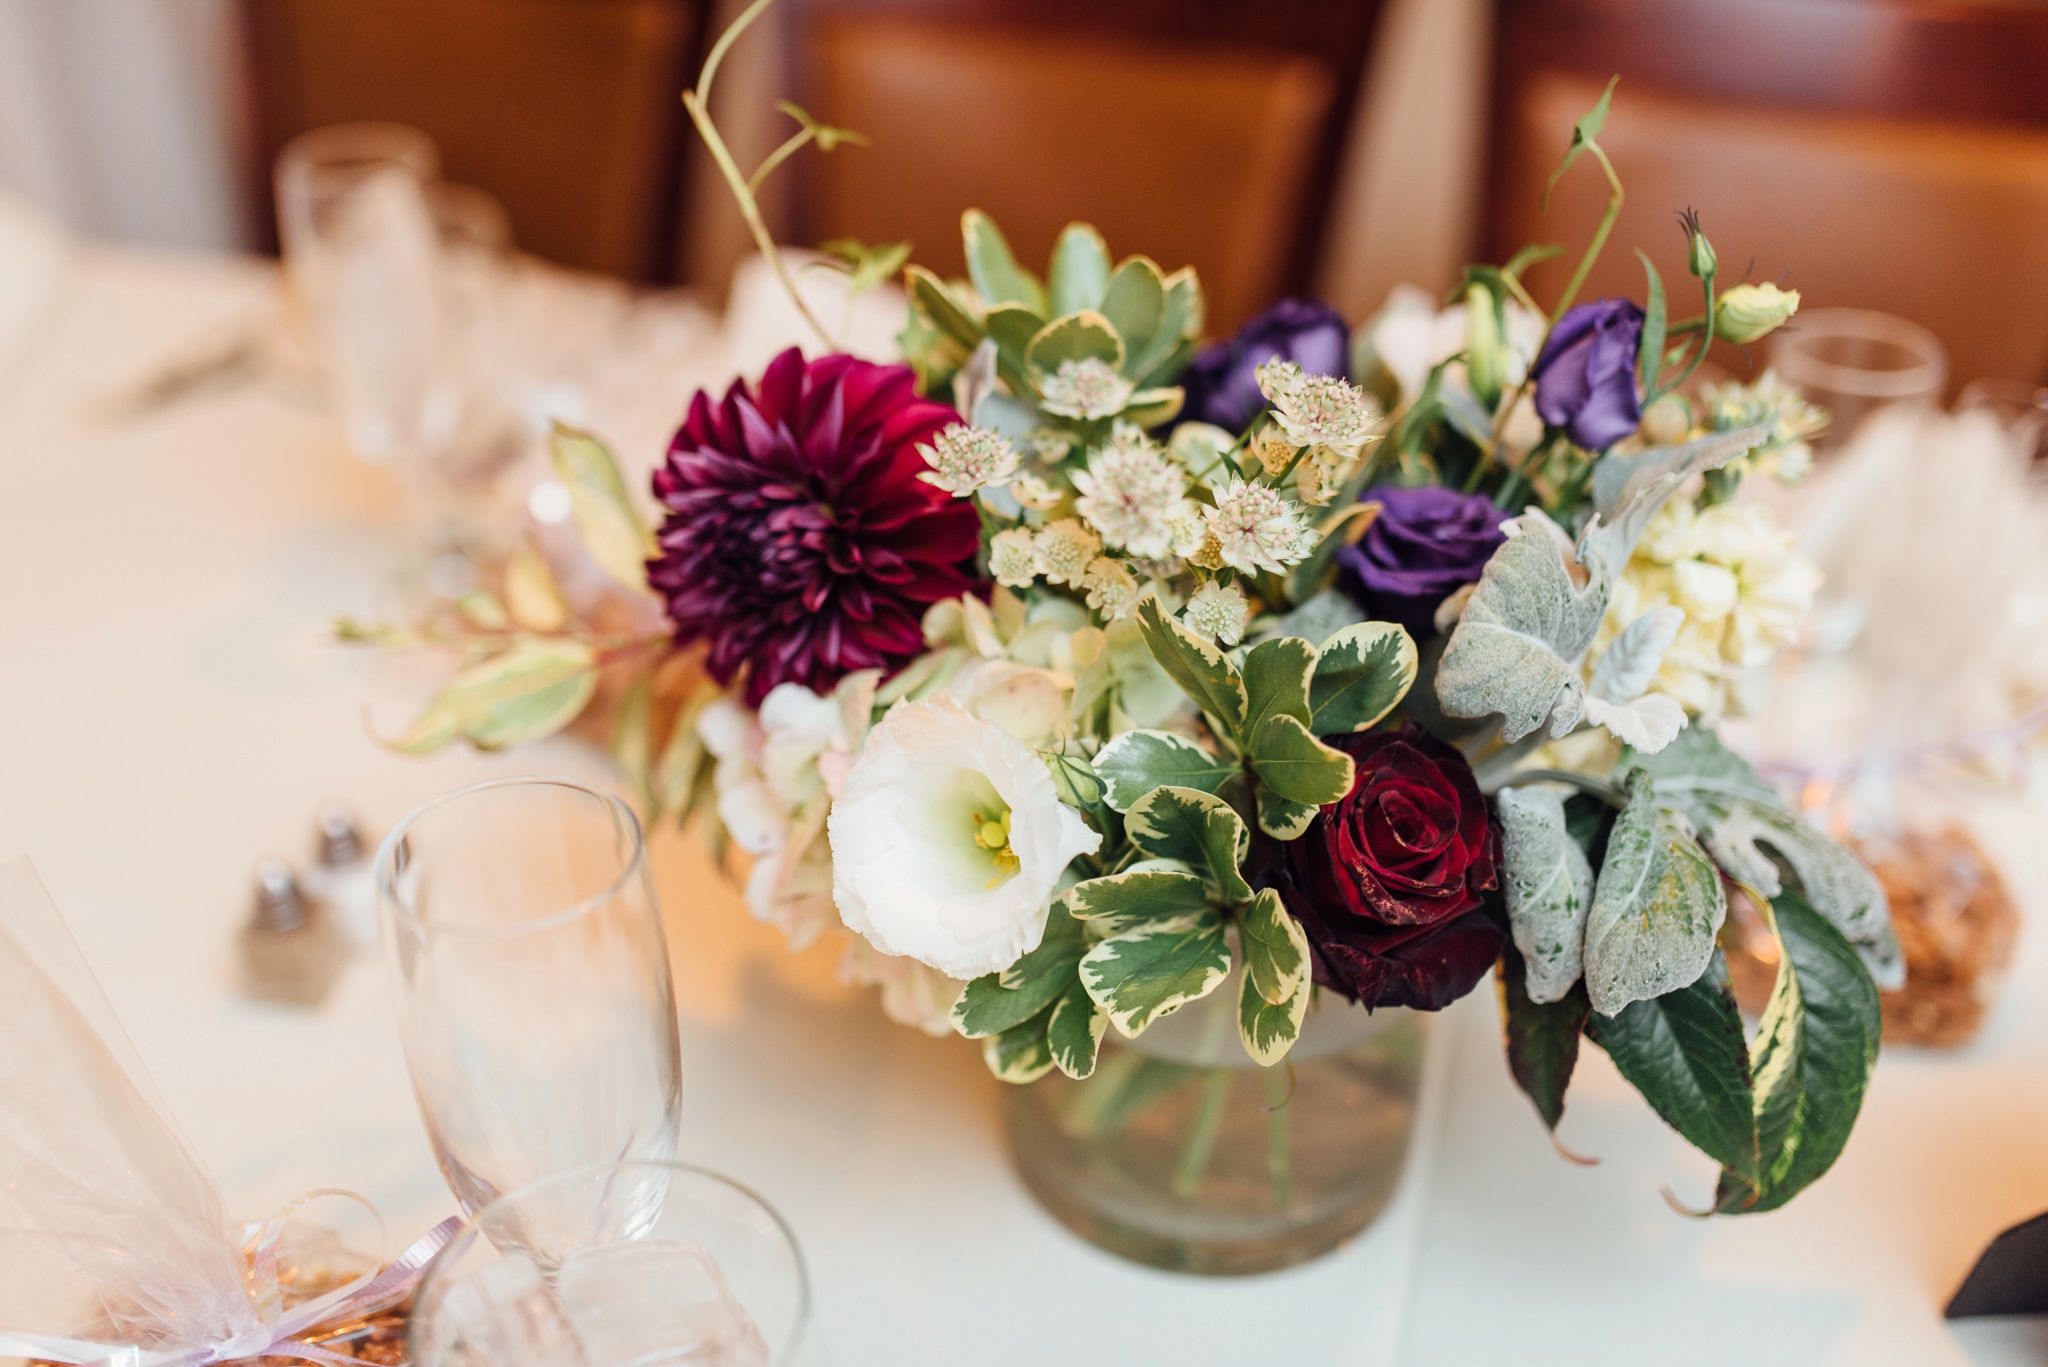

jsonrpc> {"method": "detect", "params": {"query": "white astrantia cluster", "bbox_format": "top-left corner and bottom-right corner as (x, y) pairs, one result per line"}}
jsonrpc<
(1070, 424), (1195, 557)
(1033, 518), (1101, 588)
(916, 423), (1018, 496)
(988, 528), (1038, 588)
(1183, 579), (1251, 645)
(1204, 476), (1317, 574)
(1081, 556), (1139, 619)
(1009, 473), (1063, 511)
(1038, 357), (1134, 420)
(1256, 359), (1373, 457)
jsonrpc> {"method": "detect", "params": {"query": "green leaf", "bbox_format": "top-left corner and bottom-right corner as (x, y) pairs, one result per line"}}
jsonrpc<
(1498, 783), (1595, 1004)
(1238, 888), (1308, 1005)
(1715, 892), (1881, 1213)
(817, 236), (909, 296)
(961, 209), (1045, 313)
(1048, 222), (1112, 317)
(504, 542), (568, 632)
(655, 679), (720, 821)
(548, 425), (654, 595)
(1119, 387), (1184, 429)
(1618, 726), (1901, 988)
(1134, 596), (1246, 741)
(1061, 870), (1211, 937)
(1636, 248), (1668, 393)
(1579, 426), (1769, 582)
(1239, 964), (1310, 1068)
(1435, 516), (1608, 741)
(456, 590), (509, 630)
(1248, 715), (1355, 807)
(1241, 637), (1315, 742)
(1124, 786), (1252, 904)
(1257, 788), (1319, 841)
(1499, 947), (1591, 1132)
(1582, 771), (1727, 1016)
(1027, 310), (1126, 374)
(1309, 622), (1418, 735)
(1080, 909), (1231, 1038)
(982, 303), (1043, 389)
(1099, 256), (1166, 359)
(905, 265), (983, 349)
(1286, 502), (1383, 606)
(1542, 74), (1619, 212)
(1091, 729), (1237, 812)
(1047, 978), (1109, 1079)
(983, 1002), (1057, 1083)
(1129, 267), (1202, 382)
(953, 906), (1086, 1038)
(611, 673), (657, 816)
(1587, 954), (1758, 1182)
(388, 638), (599, 755)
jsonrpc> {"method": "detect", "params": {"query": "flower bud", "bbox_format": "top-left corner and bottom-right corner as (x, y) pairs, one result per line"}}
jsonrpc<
(1638, 393), (1693, 446)
(1463, 282), (1503, 405)
(1680, 208), (1716, 279)
(1714, 283), (1801, 344)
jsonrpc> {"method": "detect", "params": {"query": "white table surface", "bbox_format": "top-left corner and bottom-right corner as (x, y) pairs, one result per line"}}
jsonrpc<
(1, 243), (2043, 1366)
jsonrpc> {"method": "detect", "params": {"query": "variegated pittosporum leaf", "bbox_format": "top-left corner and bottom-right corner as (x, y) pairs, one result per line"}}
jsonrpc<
(1247, 715), (1354, 807)
(1715, 891), (1881, 1214)
(1046, 978), (1109, 1080)
(1135, 595), (1247, 742)
(1079, 908), (1231, 1038)
(1238, 887), (1309, 1006)
(1582, 770), (1727, 1017)
(952, 903), (1086, 1039)
(1257, 789), (1319, 841)
(1060, 869), (1210, 937)
(1238, 956), (1311, 1068)
(1309, 622), (1417, 735)
(1090, 729), (1236, 812)
(1497, 784), (1595, 1004)
(1240, 636), (1315, 742)
(1618, 726), (1902, 989)
(1435, 516), (1609, 741)
(1124, 786), (1252, 903)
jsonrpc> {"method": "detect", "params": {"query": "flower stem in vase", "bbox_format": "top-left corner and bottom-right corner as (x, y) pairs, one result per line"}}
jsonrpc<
(1265, 1063), (1295, 1213)
(1174, 1067), (1234, 1198)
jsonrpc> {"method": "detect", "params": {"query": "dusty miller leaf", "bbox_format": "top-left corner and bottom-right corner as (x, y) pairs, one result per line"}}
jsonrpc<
(1579, 426), (1768, 582)
(1582, 771), (1727, 1016)
(1498, 784), (1595, 1004)
(1588, 606), (1684, 703)
(1583, 692), (1688, 754)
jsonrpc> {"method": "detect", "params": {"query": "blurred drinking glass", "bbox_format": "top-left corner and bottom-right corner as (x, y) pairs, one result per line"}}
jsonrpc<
(1956, 377), (2048, 474)
(1770, 307), (1947, 450)
(378, 780), (682, 1229)
(411, 1162), (819, 1367)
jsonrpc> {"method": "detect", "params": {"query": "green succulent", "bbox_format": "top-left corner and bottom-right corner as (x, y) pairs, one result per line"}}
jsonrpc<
(900, 210), (1204, 429)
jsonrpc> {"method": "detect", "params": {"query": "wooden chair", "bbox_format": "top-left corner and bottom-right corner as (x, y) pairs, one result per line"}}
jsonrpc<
(782, 0), (1390, 332)
(1487, 0), (2048, 388)
(239, 0), (708, 282)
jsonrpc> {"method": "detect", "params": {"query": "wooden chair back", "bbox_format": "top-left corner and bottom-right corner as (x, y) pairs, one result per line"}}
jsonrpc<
(1488, 0), (2048, 388)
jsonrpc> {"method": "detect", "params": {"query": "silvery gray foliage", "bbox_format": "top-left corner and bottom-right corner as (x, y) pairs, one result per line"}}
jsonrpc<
(1497, 784), (1595, 1003)
(1582, 771), (1728, 1016)
(952, 338), (1000, 425)
(1436, 426), (1768, 741)
(1618, 727), (1904, 989)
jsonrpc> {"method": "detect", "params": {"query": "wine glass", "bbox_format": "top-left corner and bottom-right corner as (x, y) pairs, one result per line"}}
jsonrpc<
(410, 1162), (820, 1367)
(377, 780), (682, 1228)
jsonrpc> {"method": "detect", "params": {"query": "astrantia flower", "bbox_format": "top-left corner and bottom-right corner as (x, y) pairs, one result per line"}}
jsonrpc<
(918, 423), (1018, 496)
(1071, 426), (1189, 557)
(989, 528), (1039, 588)
(1035, 519), (1101, 587)
(1257, 360), (1373, 457)
(1205, 477), (1316, 574)
(829, 694), (1102, 977)
(1184, 579), (1250, 645)
(1082, 556), (1139, 619)
(1039, 357), (1134, 420)
(651, 348), (982, 704)
(1181, 297), (1351, 433)
(1010, 473), (1064, 511)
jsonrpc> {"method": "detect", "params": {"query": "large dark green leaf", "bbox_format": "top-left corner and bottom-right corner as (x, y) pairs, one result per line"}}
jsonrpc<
(1715, 892), (1881, 1213)
(1499, 947), (1591, 1132)
(1587, 954), (1758, 1183)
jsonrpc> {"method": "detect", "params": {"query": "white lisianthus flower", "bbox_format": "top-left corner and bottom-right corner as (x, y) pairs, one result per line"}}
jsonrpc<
(1071, 426), (1188, 557)
(1184, 579), (1251, 645)
(829, 694), (1101, 978)
(1038, 357), (1134, 420)
(917, 423), (1018, 496)
(1205, 477), (1316, 574)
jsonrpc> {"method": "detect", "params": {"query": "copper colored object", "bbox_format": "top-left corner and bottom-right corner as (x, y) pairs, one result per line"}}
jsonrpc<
(28, 1270), (414, 1367)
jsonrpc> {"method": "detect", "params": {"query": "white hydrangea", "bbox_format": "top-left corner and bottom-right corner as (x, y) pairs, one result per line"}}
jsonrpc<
(1256, 359), (1373, 457)
(1038, 357), (1134, 420)
(917, 423), (1018, 496)
(1204, 477), (1317, 574)
(1035, 518), (1101, 587)
(988, 528), (1039, 588)
(1183, 579), (1251, 646)
(1081, 556), (1139, 619)
(1070, 426), (1190, 557)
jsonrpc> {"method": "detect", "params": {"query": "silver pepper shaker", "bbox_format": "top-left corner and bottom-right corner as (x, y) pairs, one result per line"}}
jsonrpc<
(239, 858), (343, 1006)
(303, 803), (379, 950)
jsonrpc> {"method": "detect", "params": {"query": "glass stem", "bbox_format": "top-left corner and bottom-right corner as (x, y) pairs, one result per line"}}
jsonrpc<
(1174, 1067), (1233, 1198)
(1264, 1065), (1293, 1212)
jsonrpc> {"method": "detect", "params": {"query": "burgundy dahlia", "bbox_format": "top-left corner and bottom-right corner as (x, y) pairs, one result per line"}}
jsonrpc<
(649, 348), (982, 704)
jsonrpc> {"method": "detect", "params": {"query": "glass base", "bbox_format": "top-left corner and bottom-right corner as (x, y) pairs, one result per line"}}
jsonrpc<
(1004, 997), (1423, 1276)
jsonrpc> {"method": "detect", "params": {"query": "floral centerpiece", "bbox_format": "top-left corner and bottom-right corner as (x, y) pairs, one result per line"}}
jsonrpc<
(346, 51), (1896, 1239)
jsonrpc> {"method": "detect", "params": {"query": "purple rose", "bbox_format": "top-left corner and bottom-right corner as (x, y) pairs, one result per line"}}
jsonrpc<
(1531, 297), (1644, 450)
(1338, 485), (1509, 636)
(1180, 297), (1349, 432)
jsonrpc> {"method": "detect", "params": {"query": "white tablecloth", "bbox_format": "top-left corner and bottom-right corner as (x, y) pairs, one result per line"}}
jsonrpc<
(1, 243), (2043, 1366)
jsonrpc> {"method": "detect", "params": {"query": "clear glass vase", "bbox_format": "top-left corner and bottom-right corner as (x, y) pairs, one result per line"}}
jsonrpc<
(1005, 979), (1424, 1275)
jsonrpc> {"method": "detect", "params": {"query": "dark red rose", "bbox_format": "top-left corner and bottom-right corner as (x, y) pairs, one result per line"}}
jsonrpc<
(1280, 726), (1502, 1010)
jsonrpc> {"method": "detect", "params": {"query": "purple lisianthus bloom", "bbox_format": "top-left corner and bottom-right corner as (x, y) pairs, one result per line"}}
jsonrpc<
(1338, 485), (1509, 636)
(1531, 297), (1644, 450)
(1179, 297), (1349, 432)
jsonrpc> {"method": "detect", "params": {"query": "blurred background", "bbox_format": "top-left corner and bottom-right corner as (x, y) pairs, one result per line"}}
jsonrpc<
(3, 0), (2047, 387)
